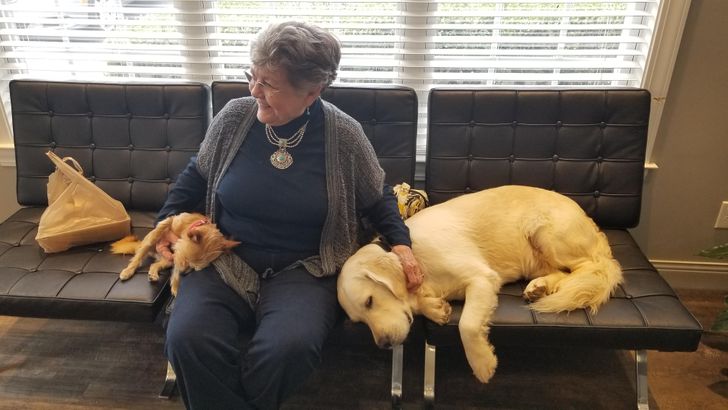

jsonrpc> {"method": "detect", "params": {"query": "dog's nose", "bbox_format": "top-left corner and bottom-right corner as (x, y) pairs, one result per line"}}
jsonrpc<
(378, 337), (393, 350)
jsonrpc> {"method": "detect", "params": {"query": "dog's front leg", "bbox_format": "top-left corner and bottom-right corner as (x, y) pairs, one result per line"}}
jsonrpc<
(416, 286), (452, 325)
(459, 279), (499, 383)
(149, 258), (173, 282)
(119, 217), (174, 281)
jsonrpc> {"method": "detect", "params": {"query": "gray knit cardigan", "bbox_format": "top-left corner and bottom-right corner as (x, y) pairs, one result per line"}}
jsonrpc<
(196, 97), (385, 309)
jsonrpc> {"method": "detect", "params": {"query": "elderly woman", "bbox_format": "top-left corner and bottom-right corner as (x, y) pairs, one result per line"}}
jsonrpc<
(160, 21), (422, 409)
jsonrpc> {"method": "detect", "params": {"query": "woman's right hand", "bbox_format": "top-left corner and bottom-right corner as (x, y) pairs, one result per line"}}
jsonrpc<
(155, 230), (179, 262)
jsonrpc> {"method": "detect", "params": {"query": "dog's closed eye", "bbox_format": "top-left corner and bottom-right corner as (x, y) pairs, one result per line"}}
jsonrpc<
(365, 296), (373, 309)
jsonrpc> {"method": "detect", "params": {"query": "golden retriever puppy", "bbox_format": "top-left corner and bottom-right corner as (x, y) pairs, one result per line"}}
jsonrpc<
(112, 212), (239, 295)
(338, 185), (622, 383)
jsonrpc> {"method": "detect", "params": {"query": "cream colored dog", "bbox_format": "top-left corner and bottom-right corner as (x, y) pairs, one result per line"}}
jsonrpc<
(337, 185), (622, 383)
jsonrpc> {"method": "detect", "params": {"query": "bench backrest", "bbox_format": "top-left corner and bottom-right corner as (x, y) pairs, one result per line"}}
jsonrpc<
(426, 89), (650, 229)
(211, 81), (418, 186)
(10, 80), (211, 211)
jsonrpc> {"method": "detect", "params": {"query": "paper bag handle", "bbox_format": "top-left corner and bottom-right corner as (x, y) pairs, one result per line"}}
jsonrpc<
(61, 156), (83, 175)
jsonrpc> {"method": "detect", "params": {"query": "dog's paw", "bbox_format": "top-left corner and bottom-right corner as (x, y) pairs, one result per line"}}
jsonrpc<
(119, 267), (136, 281)
(421, 297), (452, 325)
(472, 353), (498, 384)
(523, 277), (548, 302)
(148, 269), (160, 282)
(433, 300), (452, 325)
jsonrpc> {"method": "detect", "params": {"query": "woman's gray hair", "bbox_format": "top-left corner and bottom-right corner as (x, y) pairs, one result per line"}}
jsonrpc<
(250, 21), (341, 90)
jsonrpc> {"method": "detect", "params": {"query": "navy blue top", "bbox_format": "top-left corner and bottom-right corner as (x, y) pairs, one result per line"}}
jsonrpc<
(157, 97), (410, 258)
(216, 98), (326, 252)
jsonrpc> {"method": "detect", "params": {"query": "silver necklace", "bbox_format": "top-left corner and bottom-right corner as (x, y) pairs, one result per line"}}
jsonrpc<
(265, 120), (309, 170)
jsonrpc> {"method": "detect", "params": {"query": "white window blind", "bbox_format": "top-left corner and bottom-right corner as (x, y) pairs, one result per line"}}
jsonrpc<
(0, 0), (662, 155)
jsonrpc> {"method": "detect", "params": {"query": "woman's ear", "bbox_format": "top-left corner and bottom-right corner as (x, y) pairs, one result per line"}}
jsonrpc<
(303, 85), (323, 107)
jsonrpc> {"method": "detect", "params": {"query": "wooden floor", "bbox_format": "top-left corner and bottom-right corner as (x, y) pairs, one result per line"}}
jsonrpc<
(0, 289), (726, 409)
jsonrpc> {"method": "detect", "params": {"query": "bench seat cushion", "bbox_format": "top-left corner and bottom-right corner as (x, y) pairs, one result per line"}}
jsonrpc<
(425, 229), (703, 352)
(0, 207), (168, 322)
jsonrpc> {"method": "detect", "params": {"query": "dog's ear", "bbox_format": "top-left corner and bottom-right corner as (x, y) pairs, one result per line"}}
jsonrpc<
(188, 229), (203, 244)
(222, 238), (240, 250)
(365, 255), (408, 301)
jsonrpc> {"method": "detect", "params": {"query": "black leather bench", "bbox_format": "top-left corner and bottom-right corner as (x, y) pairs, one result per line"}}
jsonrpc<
(0, 80), (211, 322)
(422, 88), (703, 409)
(0, 81), (703, 409)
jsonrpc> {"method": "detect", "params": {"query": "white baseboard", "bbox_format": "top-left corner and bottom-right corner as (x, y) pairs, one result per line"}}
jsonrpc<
(0, 145), (15, 167)
(651, 259), (728, 291)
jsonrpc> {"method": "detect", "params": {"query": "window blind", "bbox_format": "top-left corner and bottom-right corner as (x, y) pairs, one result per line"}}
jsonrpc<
(0, 0), (662, 155)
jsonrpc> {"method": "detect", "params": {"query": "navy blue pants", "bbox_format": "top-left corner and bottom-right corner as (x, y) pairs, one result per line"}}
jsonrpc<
(165, 248), (340, 410)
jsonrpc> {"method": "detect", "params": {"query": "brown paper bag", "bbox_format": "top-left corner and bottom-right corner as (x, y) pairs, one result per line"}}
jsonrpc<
(35, 151), (131, 253)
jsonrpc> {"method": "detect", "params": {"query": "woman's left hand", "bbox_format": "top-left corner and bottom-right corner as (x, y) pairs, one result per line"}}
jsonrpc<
(391, 244), (422, 292)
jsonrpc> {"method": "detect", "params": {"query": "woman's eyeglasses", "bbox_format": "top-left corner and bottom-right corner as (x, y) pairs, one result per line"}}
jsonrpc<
(244, 70), (280, 95)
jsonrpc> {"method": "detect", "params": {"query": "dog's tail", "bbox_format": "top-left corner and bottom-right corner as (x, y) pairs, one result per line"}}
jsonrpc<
(529, 243), (623, 315)
(110, 235), (141, 255)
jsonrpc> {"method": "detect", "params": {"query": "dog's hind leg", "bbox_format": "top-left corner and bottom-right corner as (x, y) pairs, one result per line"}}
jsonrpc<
(459, 278), (499, 383)
(525, 219), (622, 313)
(523, 271), (568, 302)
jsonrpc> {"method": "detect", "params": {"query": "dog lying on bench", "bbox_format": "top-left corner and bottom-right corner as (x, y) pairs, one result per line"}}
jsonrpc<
(112, 212), (240, 295)
(337, 185), (623, 383)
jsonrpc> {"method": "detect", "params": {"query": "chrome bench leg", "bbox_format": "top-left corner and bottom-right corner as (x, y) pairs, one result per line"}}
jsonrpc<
(159, 361), (177, 399)
(636, 349), (649, 410)
(424, 342), (436, 408)
(391, 344), (403, 408)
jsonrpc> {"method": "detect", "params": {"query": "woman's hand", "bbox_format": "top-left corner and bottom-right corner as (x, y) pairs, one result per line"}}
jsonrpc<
(391, 244), (422, 292)
(155, 230), (180, 262)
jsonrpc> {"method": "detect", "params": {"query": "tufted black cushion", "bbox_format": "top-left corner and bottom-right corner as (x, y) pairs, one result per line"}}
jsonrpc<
(11, 80), (211, 211)
(0, 80), (211, 321)
(211, 81), (418, 186)
(427, 88), (649, 229)
(424, 88), (702, 352)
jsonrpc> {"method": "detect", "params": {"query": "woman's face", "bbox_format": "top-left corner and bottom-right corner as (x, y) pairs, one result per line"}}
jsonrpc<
(248, 65), (322, 126)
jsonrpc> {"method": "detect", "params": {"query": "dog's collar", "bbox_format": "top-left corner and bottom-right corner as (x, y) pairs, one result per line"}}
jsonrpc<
(188, 218), (209, 231)
(372, 236), (392, 252)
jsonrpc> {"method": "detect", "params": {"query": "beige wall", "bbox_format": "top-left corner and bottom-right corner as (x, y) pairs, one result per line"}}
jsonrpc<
(0, 0), (726, 288)
(0, 165), (19, 221)
(630, 0), (728, 288)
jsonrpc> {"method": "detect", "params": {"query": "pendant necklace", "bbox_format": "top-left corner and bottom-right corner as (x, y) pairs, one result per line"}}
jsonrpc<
(265, 120), (309, 170)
